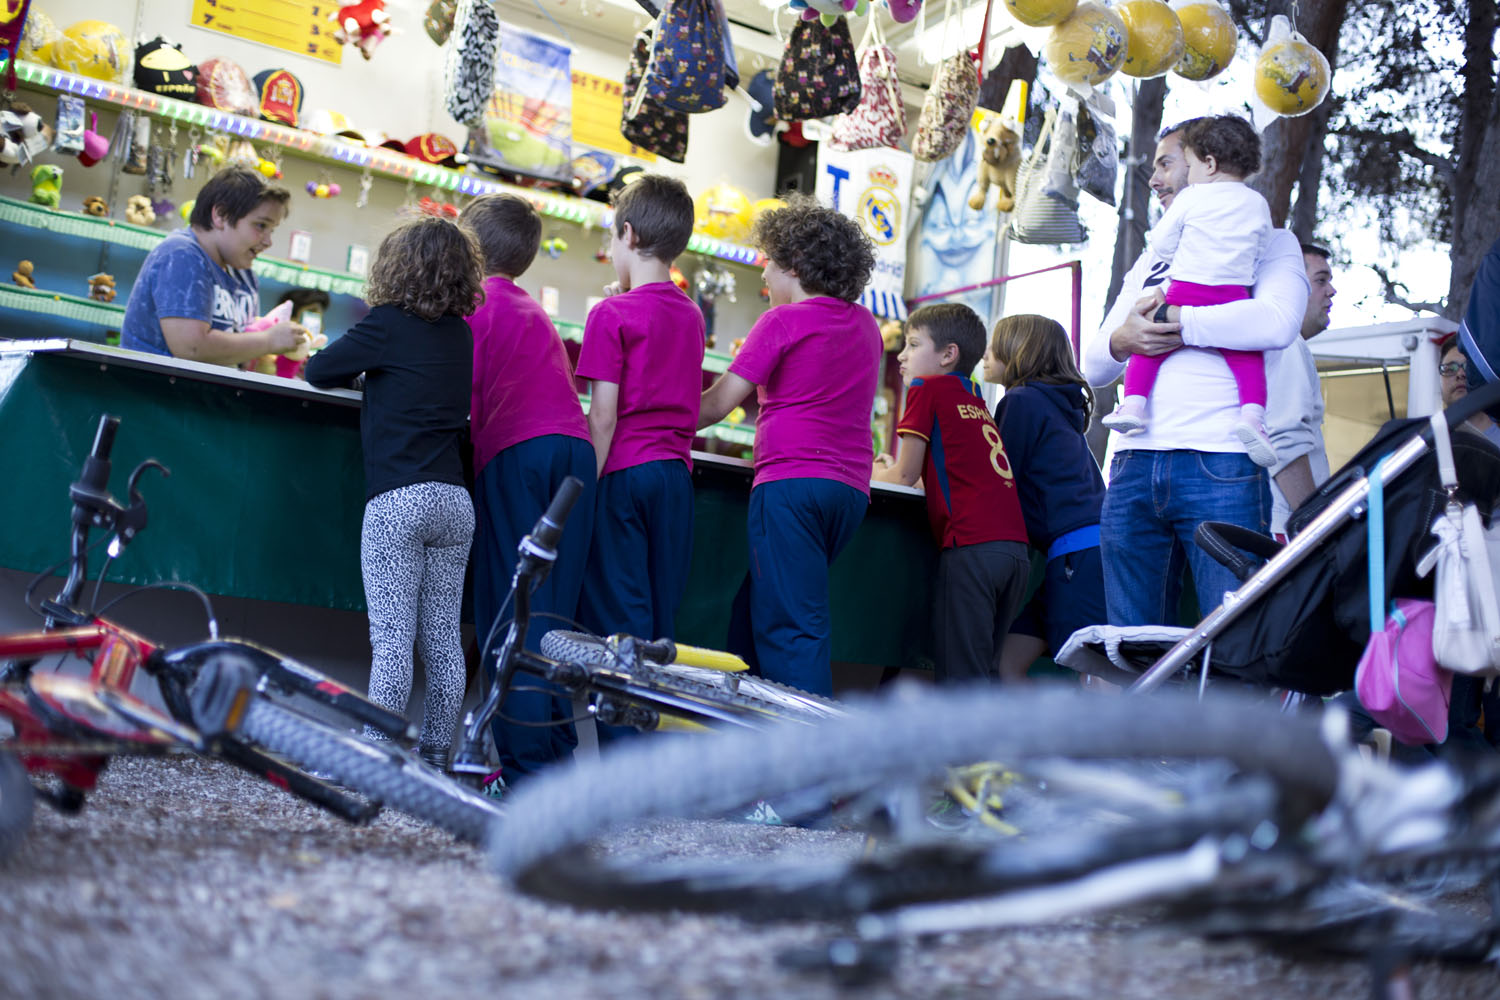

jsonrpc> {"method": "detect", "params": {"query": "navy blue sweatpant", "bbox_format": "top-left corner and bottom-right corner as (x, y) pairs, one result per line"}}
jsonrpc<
(472, 435), (596, 779)
(728, 478), (866, 697)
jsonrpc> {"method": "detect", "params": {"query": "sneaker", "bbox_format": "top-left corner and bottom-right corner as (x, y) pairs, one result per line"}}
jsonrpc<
(1234, 417), (1277, 467)
(1101, 396), (1147, 434)
(479, 769), (507, 800)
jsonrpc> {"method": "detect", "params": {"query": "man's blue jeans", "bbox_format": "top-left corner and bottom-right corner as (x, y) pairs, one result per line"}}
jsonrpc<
(1100, 449), (1270, 627)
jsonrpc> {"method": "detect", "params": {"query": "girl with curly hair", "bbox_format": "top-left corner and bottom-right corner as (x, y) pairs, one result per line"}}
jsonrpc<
(698, 197), (883, 696)
(306, 217), (484, 770)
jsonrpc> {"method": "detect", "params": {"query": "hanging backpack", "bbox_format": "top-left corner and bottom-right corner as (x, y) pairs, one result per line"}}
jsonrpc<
(1010, 108), (1087, 245)
(621, 28), (690, 164)
(636, 0), (737, 116)
(773, 17), (862, 123)
(830, 16), (906, 151)
(444, 0), (500, 127)
(910, 0), (986, 162)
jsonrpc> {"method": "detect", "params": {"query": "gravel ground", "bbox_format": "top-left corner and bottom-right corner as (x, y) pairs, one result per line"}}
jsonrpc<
(3, 754), (1498, 1000)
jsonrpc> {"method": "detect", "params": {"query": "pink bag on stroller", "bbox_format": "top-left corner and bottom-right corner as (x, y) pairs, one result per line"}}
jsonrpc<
(1354, 598), (1451, 746)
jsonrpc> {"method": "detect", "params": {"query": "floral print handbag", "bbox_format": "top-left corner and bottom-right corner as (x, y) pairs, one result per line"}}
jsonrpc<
(773, 17), (862, 123)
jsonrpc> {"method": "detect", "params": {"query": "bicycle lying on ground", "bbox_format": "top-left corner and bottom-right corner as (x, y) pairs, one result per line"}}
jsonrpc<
(450, 476), (841, 782)
(0, 415), (499, 858)
(488, 683), (1500, 979)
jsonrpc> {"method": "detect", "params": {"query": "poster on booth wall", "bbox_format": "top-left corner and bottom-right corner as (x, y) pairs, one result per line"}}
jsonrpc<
(814, 145), (914, 321)
(474, 24), (572, 181)
(571, 70), (656, 162)
(189, 0), (342, 65)
(906, 130), (1001, 323)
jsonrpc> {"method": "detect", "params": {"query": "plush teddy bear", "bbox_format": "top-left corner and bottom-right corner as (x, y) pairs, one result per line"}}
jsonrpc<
(12, 260), (36, 289)
(87, 273), (116, 303)
(332, 0), (397, 60)
(29, 164), (63, 209)
(968, 117), (1022, 214)
(82, 195), (108, 217)
(125, 195), (155, 226)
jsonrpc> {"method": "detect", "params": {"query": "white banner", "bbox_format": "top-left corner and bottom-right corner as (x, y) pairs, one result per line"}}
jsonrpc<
(814, 145), (914, 320)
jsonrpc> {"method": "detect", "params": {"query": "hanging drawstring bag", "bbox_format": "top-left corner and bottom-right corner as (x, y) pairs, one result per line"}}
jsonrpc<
(773, 16), (862, 122)
(621, 27), (690, 163)
(910, 0), (986, 162)
(444, 0), (500, 127)
(1010, 107), (1088, 244)
(830, 15), (906, 151)
(634, 0), (738, 116)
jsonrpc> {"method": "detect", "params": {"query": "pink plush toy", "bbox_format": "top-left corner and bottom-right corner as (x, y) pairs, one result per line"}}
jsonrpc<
(244, 302), (330, 378)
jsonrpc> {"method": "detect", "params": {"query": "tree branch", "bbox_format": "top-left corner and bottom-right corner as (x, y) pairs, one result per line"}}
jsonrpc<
(1367, 262), (1446, 315)
(1333, 125), (1457, 182)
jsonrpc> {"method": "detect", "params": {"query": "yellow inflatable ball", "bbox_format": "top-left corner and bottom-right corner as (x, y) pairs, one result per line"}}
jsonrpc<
(693, 183), (753, 243)
(16, 10), (60, 63)
(1044, 2), (1128, 88)
(1118, 0), (1185, 79)
(750, 197), (787, 224)
(1254, 33), (1331, 116)
(1172, 2), (1236, 82)
(1001, 0), (1077, 28)
(49, 20), (131, 84)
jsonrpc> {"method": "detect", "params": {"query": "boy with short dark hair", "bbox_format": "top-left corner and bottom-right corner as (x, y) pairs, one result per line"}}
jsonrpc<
(576, 174), (705, 645)
(122, 166), (303, 366)
(459, 192), (597, 784)
(874, 302), (1030, 684)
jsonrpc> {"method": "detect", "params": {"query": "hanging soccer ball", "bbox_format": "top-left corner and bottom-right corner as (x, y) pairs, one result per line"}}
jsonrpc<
(694, 183), (754, 243)
(750, 197), (787, 226)
(1253, 17), (1331, 116)
(49, 20), (131, 84)
(1001, 0), (1077, 28)
(1117, 0), (1185, 79)
(1171, 1), (1236, 82)
(1044, 2), (1128, 88)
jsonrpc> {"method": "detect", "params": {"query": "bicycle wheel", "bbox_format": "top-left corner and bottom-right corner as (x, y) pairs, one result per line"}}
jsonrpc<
(489, 686), (1340, 919)
(239, 698), (500, 843)
(0, 750), (34, 861)
(540, 630), (843, 724)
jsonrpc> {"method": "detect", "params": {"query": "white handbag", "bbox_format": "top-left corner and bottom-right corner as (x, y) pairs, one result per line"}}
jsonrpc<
(1416, 412), (1500, 676)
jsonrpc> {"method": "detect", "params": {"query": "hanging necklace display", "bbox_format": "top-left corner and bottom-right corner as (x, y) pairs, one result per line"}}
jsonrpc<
(184, 126), (201, 179)
(355, 168), (374, 209)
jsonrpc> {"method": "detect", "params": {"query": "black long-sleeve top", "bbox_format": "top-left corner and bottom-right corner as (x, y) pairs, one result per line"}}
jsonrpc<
(305, 304), (473, 501)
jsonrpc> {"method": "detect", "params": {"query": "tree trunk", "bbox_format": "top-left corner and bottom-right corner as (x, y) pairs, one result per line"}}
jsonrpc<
(1248, 0), (1348, 227)
(1446, 0), (1499, 319)
(1289, 99), (1333, 243)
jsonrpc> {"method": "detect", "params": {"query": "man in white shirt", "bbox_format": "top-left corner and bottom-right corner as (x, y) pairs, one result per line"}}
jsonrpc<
(1265, 243), (1336, 539)
(1083, 119), (1310, 626)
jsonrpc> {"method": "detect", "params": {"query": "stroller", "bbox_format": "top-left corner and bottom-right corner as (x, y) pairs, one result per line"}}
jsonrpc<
(1057, 380), (1500, 696)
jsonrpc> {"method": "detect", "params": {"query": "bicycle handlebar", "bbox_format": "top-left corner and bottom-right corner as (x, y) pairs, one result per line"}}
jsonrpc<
(525, 475), (584, 557)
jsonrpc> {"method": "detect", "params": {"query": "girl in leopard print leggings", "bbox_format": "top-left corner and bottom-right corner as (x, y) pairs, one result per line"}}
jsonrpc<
(306, 217), (485, 768)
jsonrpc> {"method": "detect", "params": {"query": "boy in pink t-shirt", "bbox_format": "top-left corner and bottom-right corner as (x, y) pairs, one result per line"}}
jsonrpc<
(576, 175), (705, 644)
(460, 194), (596, 784)
(700, 198), (882, 696)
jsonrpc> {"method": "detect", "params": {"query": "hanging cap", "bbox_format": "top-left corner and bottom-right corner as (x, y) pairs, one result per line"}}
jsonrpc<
(251, 68), (304, 127)
(403, 132), (467, 167)
(304, 109), (367, 142)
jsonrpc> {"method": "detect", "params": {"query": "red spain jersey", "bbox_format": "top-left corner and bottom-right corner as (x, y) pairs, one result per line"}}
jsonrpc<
(897, 374), (1027, 549)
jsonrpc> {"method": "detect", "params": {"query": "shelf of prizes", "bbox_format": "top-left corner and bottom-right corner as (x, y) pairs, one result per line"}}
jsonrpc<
(0, 338), (936, 671)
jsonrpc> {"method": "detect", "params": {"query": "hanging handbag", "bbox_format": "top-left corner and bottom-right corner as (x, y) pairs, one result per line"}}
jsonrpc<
(444, 0), (501, 127)
(910, 0), (988, 162)
(635, 0), (737, 116)
(1416, 412), (1500, 676)
(621, 28), (690, 164)
(1355, 454), (1453, 745)
(773, 17), (862, 123)
(829, 16), (906, 151)
(1009, 108), (1087, 245)
(1073, 103), (1118, 206)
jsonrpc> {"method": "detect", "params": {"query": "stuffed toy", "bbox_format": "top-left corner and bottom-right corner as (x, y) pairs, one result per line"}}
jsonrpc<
(331, 0), (397, 60)
(81, 195), (108, 217)
(243, 302), (328, 378)
(880, 319), (905, 352)
(0, 102), (52, 165)
(87, 272), (116, 302)
(124, 195), (155, 226)
(12, 260), (36, 289)
(968, 117), (1022, 213)
(29, 164), (62, 208)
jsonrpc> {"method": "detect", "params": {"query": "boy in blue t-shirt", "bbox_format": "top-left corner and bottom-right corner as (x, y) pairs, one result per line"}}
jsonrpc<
(873, 303), (1030, 684)
(121, 166), (306, 367)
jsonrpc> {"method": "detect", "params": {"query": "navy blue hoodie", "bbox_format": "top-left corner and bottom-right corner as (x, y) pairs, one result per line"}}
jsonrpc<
(992, 382), (1105, 550)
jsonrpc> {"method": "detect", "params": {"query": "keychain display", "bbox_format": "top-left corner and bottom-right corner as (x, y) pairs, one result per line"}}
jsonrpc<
(52, 94), (85, 155)
(306, 169), (342, 198)
(122, 113), (150, 174)
(184, 126), (200, 179)
(540, 232), (568, 258)
(355, 169), (374, 208)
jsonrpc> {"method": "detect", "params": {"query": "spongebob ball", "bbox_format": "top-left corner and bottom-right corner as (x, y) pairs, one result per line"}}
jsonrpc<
(1117, 0), (1184, 78)
(1172, 1), (1237, 82)
(1001, 0), (1077, 28)
(1044, 2), (1128, 88)
(1254, 33), (1330, 116)
(693, 183), (753, 243)
(49, 20), (131, 84)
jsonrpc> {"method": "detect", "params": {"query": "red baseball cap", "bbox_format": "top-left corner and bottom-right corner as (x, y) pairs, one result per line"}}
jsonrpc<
(402, 133), (466, 167)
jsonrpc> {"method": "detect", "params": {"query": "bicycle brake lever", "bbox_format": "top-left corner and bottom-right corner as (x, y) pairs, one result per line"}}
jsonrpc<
(112, 460), (170, 550)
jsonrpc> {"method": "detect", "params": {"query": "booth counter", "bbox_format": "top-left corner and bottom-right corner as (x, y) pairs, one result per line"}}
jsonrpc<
(0, 339), (934, 671)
